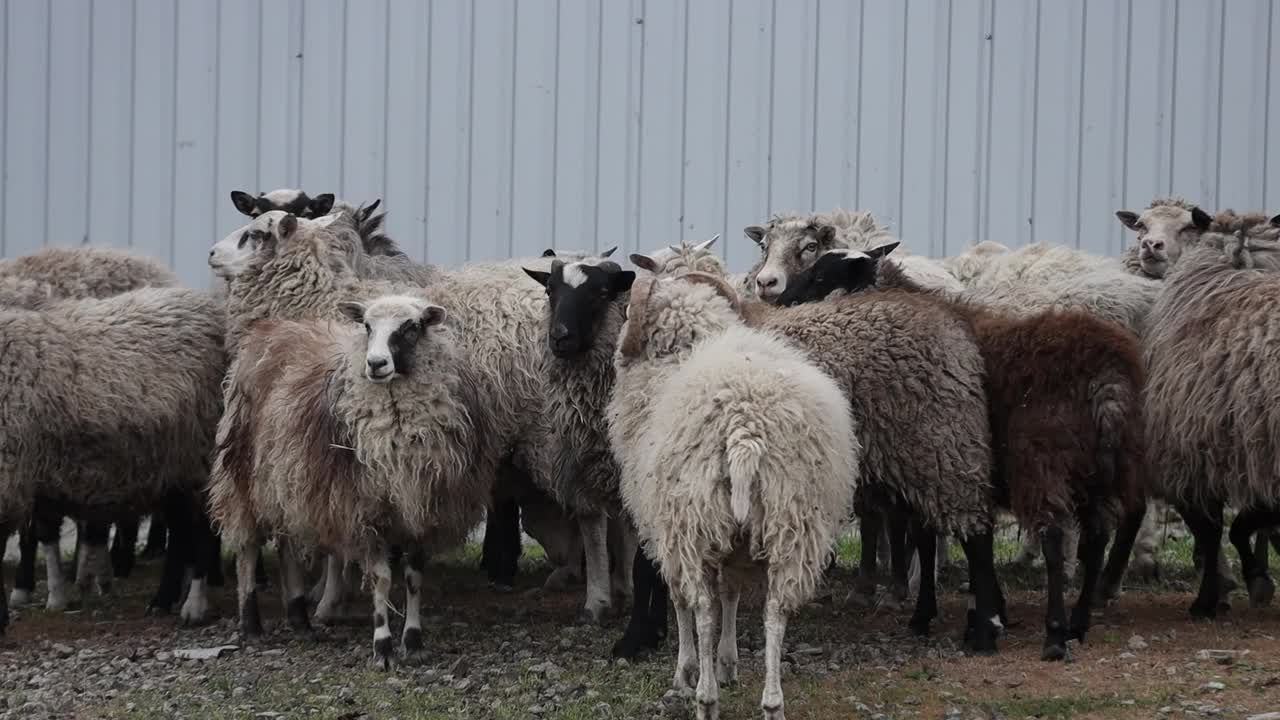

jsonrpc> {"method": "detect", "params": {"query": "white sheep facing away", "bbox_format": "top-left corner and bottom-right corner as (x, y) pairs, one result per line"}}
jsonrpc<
(610, 272), (858, 720)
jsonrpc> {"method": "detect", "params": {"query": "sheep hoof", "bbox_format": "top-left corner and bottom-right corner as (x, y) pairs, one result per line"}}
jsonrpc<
(45, 591), (69, 612)
(7, 589), (32, 607)
(577, 601), (609, 625)
(612, 623), (663, 658)
(145, 603), (172, 617)
(403, 627), (424, 653)
(286, 596), (312, 632)
(908, 615), (932, 637)
(1091, 583), (1120, 608)
(489, 582), (514, 594)
(716, 659), (738, 685)
(239, 590), (264, 637)
(1246, 575), (1275, 608)
(1040, 641), (1070, 662)
(373, 640), (394, 671)
(761, 698), (785, 720)
(673, 664), (697, 693)
(962, 611), (998, 655)
(542, 567), (579, 592)
(695, 697), (720, 720)
(1188, 598), (1219, 620)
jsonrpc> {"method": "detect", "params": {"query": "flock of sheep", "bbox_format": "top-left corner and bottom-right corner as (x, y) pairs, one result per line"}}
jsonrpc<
(2, 187), (1279, 720)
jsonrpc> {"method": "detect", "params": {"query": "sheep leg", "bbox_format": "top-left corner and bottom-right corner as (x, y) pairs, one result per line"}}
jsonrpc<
(716, 577), (740, 685)
(876, 521), (892, 577)
(694, 574), (721, 720)
(10, 522), (37, 606)
(482, 494), (520, 591)
(401, 548), (426, 653)
(1126, 500), (1161, 581)
(0, 521), (9, 636)
(1039, 525), (1071, 661)
(760, 589), (788, 720)
(960, 530), (1001, 654)
(315, 555), (348, 624)
(1179, 500), (1226, 618)
(140, 515), (167, 560)
(610, 517), (638, 608)
(908, 520), (938, 636)
(370, 553), (395, 670)
(277, 537), (312, 632)
(672, 597), (698, 693)
(887, 505), (911, 605)
(76, 521), (112, 597)
(613, 548), (667, 658)
(254, 548), (269, 590)
(148, 492), (193, 615)
(1011, 527), (1040, 568)
(853, 507), (882, 600)
(1096, 502), (1146, 606)
(1063, 523), (1080, 584)
(577, 512), (612, 623)
(308, 554), (329, 604)
(179, 506), (217, 626)
(235, 544), (263, 637)
(206, 531), (225, 588)
(110, 516), (140, 579)
(1069, 517), (1107, 643)
(42, 540), (70, 611)
(1228, 506), (1280, 609)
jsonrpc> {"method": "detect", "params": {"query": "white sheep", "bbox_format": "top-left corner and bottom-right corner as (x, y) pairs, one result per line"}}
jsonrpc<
(611, 271), (857, 720)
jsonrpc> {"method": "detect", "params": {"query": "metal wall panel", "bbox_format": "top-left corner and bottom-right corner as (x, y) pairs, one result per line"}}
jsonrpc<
(3, 0), (1278, 286)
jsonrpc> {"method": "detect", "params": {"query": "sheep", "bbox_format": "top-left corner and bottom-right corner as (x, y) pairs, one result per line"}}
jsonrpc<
(1115, 197), (1214, 278)
(744, 209), (962, 301)
(781, 247), (1147, 661)
(0, 287), (226, 636)
(1142, 218), (1280, 617)
(0, 246), (182, 608)
(230, 188), (335, 219)
(217, 292), (492, 665)
(611, 271), (858, 720)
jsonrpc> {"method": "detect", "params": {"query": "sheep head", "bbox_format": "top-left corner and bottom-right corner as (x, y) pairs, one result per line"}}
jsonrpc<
(523, 257), (635, 359)
(209, 211), (341, 280)
(230, 188), (336, 219)
(630, 234), (723, 277)
(776, 242), (900, 306)
(1115, 199), (1212, 279)
(340, 295), (447, 384)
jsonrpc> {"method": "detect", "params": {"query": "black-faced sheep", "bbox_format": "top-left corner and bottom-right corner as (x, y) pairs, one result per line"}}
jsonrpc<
(612, 272), (858, 720)
(781, 249), (1146, 661)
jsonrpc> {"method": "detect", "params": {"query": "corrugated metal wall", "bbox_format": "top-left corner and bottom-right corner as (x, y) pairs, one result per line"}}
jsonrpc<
(2, 0), (1278, 287)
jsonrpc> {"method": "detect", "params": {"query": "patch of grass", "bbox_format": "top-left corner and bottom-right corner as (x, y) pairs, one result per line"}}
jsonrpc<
(992, 693), (1155, 719)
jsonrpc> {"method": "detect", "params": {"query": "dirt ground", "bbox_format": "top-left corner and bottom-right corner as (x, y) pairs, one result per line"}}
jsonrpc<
(1, 535), (1279, 720)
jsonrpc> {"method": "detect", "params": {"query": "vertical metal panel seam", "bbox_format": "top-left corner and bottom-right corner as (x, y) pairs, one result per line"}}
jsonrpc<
(84, 0), (94, 247)
(980, 0), (995, 242)
(294, 0), (306, 185)
(808, 0), (821, 211)
(632, 0), (647, 252)
(719, 0), (734, 255)
(380, 0), (391, 205)
(465, 0), (476, 260)
(254, 0), (264, 189)
(1, 0), (7, 255)
(1117, 0), (1132, 252)
(170, 1), (181, 259)
(1073, 0), (1088, 247)
(127, 0), (137, 247)
(506, 1), (518, 258)
(212, 0), (223, 247)
(895, 0), (908, 231)
(550, 0), (561, 247)
(1264, 0), (1273, 204)
(42, 0), (52, 245)
(765, 0), (776, 216)
(423, 0), (433, 259)
(591, 3), (603, 248)
(854, 0), (865, 206)
(338, 0), (349, 197)
(938, 0), (953, 254)
(1027, 0), (1040, 244)
(677, 0), (689, 233)
(1213, 0), (1225, 208)
(1166, 0), (1180, 195)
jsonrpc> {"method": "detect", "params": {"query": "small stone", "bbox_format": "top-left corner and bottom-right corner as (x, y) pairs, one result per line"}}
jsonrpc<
(450, 657), (471, 679)
(232, 687), (247, 698)
(1158, 707), (1173, 715)
(1246, 713), (1280, 720)
(51, 643), (74, 658)
(1119, 652), (1136, 660)
(559, 638), (574, 650)
(453, 678), (474, 692)
(1200, 681), (1225, 692)
(903, 696), (921, 705)
(173, 645), (239, 661)
(528, 705), (546, 715)
(1128, 635), (1148, 651)
(259, 648), (286, 657)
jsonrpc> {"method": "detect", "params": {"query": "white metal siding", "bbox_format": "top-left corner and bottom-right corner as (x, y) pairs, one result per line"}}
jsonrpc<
(2, 0), (1277, 287)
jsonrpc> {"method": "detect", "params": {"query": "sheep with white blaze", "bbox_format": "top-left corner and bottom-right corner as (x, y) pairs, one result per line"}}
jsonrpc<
(611, 271), (858, 720)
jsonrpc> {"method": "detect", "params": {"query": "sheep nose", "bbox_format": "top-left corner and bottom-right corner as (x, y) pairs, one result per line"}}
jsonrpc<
(1145, 239), (1165, 251)
(759, 276), (778, 288)
(367, 357), (389, 371)
(551, 324), (570, 341)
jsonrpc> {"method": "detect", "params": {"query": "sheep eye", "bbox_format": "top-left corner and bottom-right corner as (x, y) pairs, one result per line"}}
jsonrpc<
(1136, 222), (1147, 232)
(803, 242), (818, 254)
(237, 232), (249, 249)
(363, 322), (370, 333)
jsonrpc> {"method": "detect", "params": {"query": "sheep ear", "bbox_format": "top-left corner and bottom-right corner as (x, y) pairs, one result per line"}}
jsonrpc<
(1270, 213), (1280, 227)
(1191, 206), (1212, 230)
(629, 253), (658, 273)
(310, 193), (336, 216)
(338, 301), (366, 324)
(279, 214), (299, 240)
(541, 248), (557, 257)
(600, 245), (617, 257)
(358, 198), (382, 221)
(522, 267), (552, 287)
(866, 241), (900, 259)
(230, 191), (258, 216)
(609, 270), (636, 294)
(1115, 210), (1140, 230)
(313, 213), (340, 229)
(812, 224), (837, 246)
(744, 225), (767, 247)
(420, 304), (447, 327)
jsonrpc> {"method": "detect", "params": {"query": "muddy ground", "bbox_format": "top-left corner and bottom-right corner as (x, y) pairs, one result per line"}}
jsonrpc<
(1, 530), (1278, 720)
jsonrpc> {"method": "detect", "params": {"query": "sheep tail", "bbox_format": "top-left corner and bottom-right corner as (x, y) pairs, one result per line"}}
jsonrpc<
(1091, 375), (1143, 519)
(726, 429), (765, 525)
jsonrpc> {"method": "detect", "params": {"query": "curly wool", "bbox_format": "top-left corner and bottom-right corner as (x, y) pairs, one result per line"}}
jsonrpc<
(0, 246), (176, 307)
(738, 285), (993, 537)
(0, 288), (225, 525)
(611, 280), (858, 610)
(1143, 226), (1280, 509)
